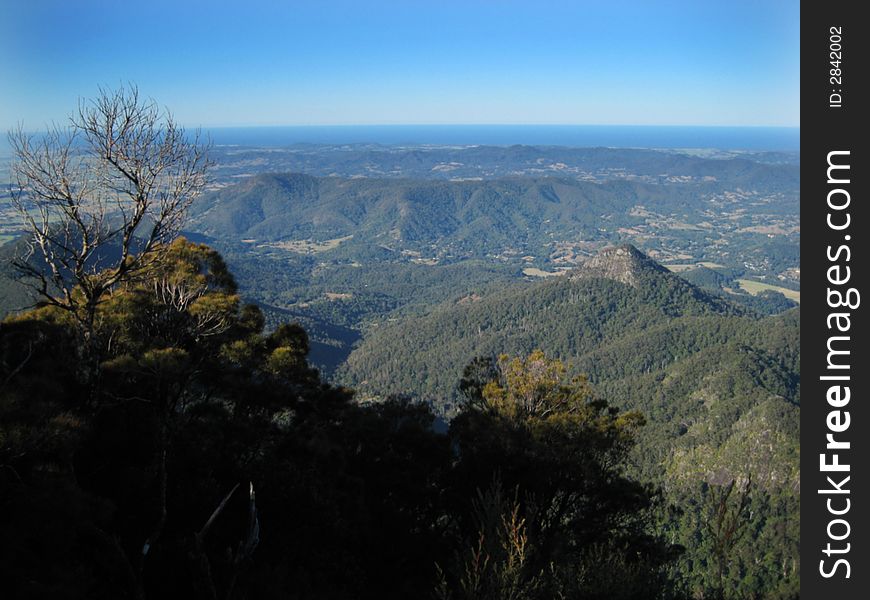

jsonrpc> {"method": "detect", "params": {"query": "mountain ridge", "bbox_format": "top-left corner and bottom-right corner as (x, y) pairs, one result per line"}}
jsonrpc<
(189, 171), (797, 251)
(338, 244), (743, 405)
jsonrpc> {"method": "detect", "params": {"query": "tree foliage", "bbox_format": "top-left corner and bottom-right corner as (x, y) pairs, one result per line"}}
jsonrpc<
(8, 86), (210, 350)
(442, 351), (676, 600)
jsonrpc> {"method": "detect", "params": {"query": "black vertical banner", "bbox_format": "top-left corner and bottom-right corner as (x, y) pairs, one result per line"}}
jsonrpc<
(802, 3), (868, 598)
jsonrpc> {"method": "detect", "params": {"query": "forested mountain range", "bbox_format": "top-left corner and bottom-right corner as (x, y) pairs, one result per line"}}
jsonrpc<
(338, 244), (793, 402)
(189, 168), (798, 275)
(337, 244), (800, 596)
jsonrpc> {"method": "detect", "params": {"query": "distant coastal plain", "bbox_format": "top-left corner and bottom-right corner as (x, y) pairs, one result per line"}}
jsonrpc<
(204, 124), (800, 151)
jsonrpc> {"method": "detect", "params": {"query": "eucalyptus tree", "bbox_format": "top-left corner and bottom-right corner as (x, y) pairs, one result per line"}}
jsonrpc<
(8, 86), (210, 353)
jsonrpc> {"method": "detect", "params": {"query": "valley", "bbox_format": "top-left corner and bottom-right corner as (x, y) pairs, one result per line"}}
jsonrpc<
(2, 144), (800, 376)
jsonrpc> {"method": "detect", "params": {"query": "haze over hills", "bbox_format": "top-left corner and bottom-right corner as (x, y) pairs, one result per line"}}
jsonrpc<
(205, 142), (800, 184)
(202, 125), (800, 153)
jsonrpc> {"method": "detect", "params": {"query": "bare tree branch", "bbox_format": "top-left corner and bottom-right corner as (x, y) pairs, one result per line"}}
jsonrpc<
(7, 85), (211, 359)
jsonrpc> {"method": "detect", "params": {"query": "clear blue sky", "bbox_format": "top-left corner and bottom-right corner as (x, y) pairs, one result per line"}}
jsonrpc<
(1, 0), (799, 130)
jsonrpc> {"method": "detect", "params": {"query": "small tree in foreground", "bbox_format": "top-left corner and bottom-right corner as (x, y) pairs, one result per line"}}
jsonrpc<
(447, 351), (680, 599)
(706, 475), (753, 600)
(8, 85), (210, 350)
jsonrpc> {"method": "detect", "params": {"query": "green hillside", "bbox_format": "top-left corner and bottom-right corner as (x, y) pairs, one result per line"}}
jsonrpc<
(338, 245), (741, 405)
(189, 172), (799, 279)
(337, 245), (800, 596)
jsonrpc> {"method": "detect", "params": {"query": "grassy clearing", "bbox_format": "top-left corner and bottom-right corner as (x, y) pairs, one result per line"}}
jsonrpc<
(523, 267), (565, 278)
(737, 279), (801, 303)
(665, 262), (725, 273)
(261, 235), (353, 254)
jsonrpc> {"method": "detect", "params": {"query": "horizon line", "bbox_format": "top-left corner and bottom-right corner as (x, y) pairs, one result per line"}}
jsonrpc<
(195, 123), (800, 130)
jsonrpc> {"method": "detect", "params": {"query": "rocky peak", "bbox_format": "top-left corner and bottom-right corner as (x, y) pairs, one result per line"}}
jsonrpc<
(569, 244), (669, 287)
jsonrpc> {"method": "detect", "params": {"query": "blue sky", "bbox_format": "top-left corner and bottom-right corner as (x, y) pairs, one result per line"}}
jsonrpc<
(1, 0), (799, 130)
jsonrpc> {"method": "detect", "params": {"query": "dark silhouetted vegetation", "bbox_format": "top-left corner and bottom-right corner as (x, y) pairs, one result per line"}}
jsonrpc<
(1, 239), (695, 599)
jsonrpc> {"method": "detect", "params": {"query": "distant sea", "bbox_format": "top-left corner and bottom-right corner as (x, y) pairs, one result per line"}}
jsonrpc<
(204, 125), (799, 152)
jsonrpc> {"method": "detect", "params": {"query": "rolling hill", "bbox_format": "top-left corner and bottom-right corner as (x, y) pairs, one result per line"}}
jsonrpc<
(188, 171), (798, 273)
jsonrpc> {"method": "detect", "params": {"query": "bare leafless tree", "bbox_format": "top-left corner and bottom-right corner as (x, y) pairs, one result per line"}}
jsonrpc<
(8, 85), (210, 347)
